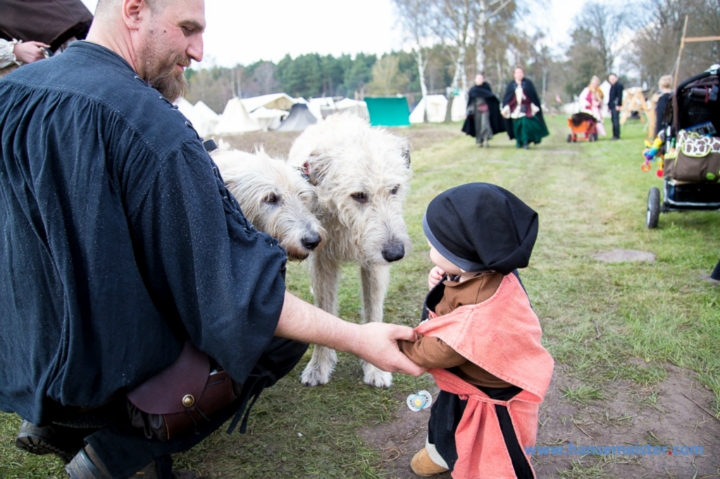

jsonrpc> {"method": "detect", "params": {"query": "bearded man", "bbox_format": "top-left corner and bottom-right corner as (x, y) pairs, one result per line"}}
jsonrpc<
(0, 1), (423, 478)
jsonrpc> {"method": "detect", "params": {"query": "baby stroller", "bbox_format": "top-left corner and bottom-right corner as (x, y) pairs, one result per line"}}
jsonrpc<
(567, 112), (598, 142)
(646, 65), (720, 229)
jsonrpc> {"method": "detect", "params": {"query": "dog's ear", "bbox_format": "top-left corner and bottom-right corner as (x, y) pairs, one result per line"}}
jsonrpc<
(401, 140), (411, 168)
(302, 150), (329, 186)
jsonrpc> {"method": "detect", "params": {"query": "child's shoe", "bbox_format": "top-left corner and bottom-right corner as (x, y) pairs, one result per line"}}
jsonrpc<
(410, 448), (449, 476)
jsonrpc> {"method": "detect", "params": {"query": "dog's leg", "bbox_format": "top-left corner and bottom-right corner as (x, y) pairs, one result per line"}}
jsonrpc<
(300, 253), (340, 386)
(359, 264), (393, 388)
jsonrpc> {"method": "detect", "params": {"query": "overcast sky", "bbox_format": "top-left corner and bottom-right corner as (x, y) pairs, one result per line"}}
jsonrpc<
(79, 0), (586, 68)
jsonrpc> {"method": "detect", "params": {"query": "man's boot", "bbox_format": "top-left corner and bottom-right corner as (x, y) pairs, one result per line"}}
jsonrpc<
(15, 420), (81, 463)
(65, 445), (196, 479)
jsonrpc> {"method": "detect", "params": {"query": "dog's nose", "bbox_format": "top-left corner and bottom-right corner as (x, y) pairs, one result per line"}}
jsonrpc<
(302, 233), (322, 251)
(382, 243), (405, 262)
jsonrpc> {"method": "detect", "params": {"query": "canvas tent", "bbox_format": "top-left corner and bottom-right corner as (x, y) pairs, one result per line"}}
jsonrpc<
(365, 97), (410, 127)
(276, 103), (317, 132)
(175, 97), (214, 137)
(250, 106), (287, 131)
(410, 95), (448, 123)
(193, 100), (219, 137)
(332, 98), (370, 119)
(450, 92), (468, 122)
(308, 97), (335, 120)
(241, 93), (295, 113)
(215, 98), (261, 135)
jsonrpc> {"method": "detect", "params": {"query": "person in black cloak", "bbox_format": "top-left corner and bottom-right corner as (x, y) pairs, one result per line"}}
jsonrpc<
(501, 66), (549, 149)
(0, 0), (424, 477)
(461, 73), (505, 147)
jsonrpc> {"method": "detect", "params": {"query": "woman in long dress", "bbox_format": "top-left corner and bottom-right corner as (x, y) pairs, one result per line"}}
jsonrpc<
(501, 66), (549, 149)
(579, 75), (607, 137)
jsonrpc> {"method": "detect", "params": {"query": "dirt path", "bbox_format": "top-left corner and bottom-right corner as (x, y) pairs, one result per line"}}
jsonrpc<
(359, 364), (720, 478)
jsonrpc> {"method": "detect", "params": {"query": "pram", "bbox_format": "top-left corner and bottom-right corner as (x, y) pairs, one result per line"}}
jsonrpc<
(567, 112), (598, 142)
(646, 65), (720, 229)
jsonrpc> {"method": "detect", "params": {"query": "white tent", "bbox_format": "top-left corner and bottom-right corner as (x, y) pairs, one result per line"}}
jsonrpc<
(175, 98), (215, 137)
(193, 101), (219, 137)
(410, 95), (448, 123)
(308, 97), (335, 120)
(241, 93), (295, 113)
(450, 92), (467, 122)
(332, 98), (369, 119)
(250, 106), (287, 131)
(215, 98), (261, 135)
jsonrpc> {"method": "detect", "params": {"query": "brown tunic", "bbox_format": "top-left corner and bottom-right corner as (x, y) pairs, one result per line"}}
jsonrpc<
(400, 272), (512, 389)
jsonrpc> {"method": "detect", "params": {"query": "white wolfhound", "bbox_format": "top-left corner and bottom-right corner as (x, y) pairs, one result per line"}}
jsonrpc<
(287, 114), (412, 388)
(212, 145), (325, 261)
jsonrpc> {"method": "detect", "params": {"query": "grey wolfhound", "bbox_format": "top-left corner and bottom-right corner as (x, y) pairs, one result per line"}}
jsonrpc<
(212, 145), (325, 261)
(287, 114), (412, 388)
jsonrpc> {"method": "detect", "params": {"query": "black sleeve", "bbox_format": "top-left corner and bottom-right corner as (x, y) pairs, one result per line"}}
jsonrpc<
(128, 140), (288, 383)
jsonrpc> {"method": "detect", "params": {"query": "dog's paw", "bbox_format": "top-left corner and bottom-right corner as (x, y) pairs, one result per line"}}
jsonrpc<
(300, 349), (337, 386)
(362, 361), (393, 388)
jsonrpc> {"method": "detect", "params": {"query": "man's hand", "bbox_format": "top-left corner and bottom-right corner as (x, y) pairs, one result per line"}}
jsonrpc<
(275, 291), (425, 377)
(347, 322), (425, 377)
(615, 106), (621, 112)
(428, 266), (445, 290)
(13, 41), (50, 64)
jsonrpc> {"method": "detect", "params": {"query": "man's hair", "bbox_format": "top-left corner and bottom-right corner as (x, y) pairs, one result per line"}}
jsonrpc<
(608, 73), (618, 78)
(95, 0), (167, 18)
(514, 66), (524, 73)
(476, 72), (485, 76)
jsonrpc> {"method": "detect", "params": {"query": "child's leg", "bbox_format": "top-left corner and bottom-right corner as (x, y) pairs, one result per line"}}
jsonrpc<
(425, 391), (466, 471)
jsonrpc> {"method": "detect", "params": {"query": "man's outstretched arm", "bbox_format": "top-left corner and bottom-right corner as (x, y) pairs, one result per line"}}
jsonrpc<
(275, 291), (425, 377)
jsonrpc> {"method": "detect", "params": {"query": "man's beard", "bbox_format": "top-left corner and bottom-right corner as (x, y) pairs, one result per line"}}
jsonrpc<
(146, 54), (189, 102)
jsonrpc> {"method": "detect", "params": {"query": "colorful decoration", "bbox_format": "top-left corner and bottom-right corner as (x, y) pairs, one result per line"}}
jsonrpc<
(642, 132), (666, 177)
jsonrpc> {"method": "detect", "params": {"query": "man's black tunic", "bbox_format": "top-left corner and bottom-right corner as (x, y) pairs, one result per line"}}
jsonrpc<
(0, 42), (288, 426)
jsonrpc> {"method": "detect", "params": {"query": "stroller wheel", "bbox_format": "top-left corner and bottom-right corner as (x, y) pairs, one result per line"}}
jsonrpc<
(646, 187), (660, 229)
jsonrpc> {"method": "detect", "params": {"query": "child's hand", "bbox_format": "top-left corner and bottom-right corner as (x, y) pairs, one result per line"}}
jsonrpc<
(428, 266), (445, 290)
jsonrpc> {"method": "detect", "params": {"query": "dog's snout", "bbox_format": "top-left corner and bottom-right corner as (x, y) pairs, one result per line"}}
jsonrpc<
(381, 243), (405, 263)
(302, 232), (322, 251)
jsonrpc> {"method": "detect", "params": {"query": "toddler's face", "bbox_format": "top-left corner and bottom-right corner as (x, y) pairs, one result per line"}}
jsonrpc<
(428, 242), (463, 276)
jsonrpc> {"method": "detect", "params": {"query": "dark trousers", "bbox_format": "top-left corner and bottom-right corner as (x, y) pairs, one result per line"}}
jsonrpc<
(427, 386), (533, 479)
(69, 338), (307, 478)
(611, 109), (621, 138)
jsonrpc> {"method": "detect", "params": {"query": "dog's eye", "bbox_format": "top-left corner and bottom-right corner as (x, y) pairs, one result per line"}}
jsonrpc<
(390, 185), (400, 195)
(351, 192), (368, 204)
(264, 193), (279, 204)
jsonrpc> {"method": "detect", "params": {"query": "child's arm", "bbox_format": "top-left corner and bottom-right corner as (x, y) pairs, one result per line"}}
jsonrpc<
(399, 337), (467, 369)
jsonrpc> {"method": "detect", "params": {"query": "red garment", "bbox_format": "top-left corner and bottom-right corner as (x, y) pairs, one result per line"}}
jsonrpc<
(415, 274), (554, 479)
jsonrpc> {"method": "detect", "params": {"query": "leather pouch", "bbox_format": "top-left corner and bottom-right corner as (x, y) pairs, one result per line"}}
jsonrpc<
(126, 341), (238, 441)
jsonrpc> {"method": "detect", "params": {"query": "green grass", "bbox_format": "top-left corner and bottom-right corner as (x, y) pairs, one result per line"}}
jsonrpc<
(1, 117), (719, 477)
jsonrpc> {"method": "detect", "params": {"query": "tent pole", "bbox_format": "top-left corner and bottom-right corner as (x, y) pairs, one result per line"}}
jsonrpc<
(672, 15), (689, 90)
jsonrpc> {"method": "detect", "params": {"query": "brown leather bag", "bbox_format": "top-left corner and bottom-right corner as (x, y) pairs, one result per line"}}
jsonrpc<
(126, 341), (238, 441)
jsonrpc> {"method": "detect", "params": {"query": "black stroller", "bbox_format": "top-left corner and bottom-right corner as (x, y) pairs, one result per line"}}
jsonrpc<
(646, 65), (720, 229)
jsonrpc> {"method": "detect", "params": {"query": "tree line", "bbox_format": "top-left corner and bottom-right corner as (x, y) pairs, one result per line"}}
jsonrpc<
(185, 0), (720, 115)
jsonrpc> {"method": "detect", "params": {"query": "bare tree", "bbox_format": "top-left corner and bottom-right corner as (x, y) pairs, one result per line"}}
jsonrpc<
(392, 0), (432, 120)
(474, 0), (513, 73)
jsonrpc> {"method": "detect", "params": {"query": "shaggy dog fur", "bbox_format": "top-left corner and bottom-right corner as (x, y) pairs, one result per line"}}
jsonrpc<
(287, 114), (412, 388)
(212, 145), (325, 261)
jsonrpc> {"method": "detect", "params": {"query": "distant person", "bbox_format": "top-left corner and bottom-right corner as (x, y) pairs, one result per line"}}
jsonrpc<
(654, 75), (674, 137)
(608, 73), (624, 140)
(0, 39), (50, 76)
(461, 73), (505, 147)
(400, 183), (553, 479)
(501, 66), (549, 149)
(579, 75), (606, 137)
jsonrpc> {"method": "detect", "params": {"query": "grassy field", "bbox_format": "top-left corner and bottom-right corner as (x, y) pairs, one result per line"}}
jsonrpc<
(1, 117), (718, 478)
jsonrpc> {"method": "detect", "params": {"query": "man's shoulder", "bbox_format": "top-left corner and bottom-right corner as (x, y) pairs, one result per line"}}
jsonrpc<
(5, 43), (198, 157)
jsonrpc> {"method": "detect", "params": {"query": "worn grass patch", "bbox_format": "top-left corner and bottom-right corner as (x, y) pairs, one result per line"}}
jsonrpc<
(1, 116), (718, 478)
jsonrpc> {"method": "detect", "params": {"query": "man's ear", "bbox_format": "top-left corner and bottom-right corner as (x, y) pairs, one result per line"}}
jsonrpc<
(123, 0), (148, 31)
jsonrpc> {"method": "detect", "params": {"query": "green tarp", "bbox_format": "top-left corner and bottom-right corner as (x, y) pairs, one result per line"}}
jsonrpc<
(365, 97), (410, 127)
